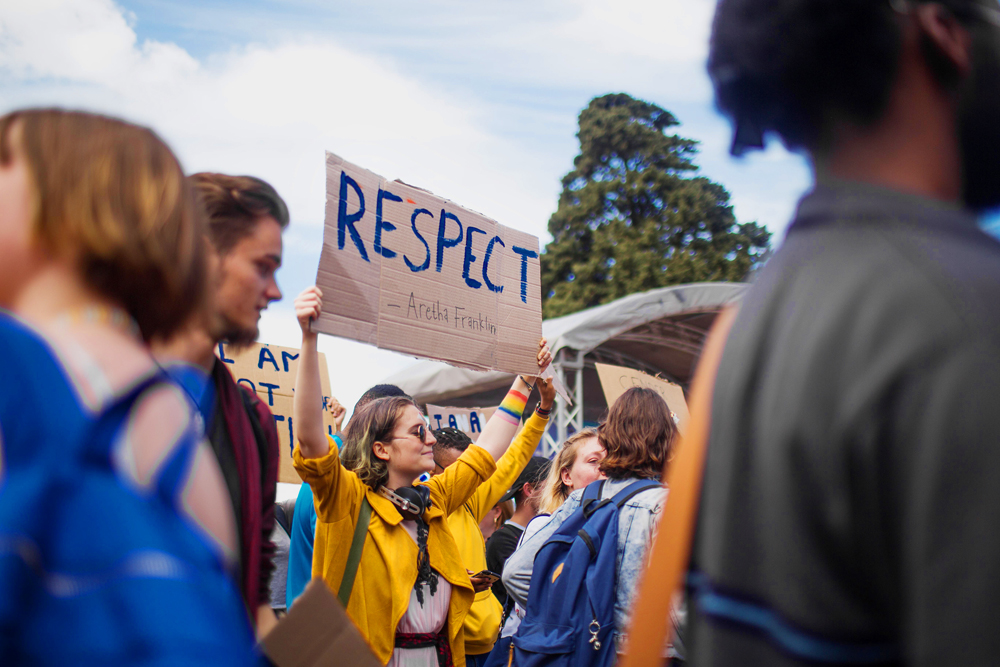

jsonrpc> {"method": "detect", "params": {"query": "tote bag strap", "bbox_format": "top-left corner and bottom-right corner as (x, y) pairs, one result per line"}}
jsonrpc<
(619, 306), (737, 667)
(337, 496), (371, 608)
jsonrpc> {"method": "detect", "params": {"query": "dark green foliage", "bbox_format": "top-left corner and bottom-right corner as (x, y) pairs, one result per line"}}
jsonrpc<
(541, 93), (771, 318)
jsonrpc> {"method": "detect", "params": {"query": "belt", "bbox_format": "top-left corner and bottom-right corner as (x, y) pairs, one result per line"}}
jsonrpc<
(395, 628), (453, 667)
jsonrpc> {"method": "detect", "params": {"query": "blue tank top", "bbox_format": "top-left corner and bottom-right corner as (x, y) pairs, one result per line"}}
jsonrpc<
(0, 313), (260, 665)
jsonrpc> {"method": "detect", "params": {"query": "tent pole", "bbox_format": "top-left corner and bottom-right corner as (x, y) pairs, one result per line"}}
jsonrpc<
(573, 350), (585, 434)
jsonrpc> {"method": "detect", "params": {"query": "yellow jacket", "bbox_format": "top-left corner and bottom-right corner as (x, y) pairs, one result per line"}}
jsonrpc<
(293, 436), (496, 666)
(449, 412), (549, 655)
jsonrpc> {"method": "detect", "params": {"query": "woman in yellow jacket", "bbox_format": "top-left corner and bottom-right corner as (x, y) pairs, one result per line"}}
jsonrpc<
(291, 286), (551, 667)
(429, 373), (555, 665)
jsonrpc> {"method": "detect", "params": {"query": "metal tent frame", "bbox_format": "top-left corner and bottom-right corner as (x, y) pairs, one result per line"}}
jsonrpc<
(383, 282), (747, 457)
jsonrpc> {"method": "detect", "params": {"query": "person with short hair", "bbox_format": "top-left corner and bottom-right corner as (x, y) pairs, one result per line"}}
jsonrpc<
(153, 170), (290, 634)
(678, 1), (1000, 664)
(492, 428), (607, 652)
(0, 108), (255, 663)
(430, 372), (555, 667)
(503, 387), (677, 656)
(291, 285), (551, 667)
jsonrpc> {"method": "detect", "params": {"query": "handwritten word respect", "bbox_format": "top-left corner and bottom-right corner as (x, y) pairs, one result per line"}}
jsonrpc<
(335, 170), (538, 304)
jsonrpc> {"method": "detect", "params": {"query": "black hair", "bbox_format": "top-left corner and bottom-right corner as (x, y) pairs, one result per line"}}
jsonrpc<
(708, 0), (905, 154)
(356, 384), (411, 410)
(432, 427), (472, 452)
(431, 427), (472, 467)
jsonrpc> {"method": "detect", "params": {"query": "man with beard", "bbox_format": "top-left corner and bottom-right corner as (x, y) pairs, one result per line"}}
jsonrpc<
(676, 1), (1000, 665)
(154, 173), (286, 636)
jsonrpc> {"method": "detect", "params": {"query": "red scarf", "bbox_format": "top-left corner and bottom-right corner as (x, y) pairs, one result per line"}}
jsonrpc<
(212, 358), (276, 615)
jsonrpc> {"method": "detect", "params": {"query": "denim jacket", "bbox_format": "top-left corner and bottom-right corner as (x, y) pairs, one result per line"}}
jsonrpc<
(501, 478), (667, 650)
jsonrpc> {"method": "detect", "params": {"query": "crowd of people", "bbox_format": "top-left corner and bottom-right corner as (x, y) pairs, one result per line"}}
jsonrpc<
(4, 0), (1000, 665)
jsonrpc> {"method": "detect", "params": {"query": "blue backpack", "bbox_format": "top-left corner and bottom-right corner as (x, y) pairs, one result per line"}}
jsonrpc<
(511, 479), (660, 667)
(0, 373), (259, 665)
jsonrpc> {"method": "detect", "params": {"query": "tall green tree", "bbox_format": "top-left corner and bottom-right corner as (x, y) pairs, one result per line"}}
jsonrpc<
(541, 93), (771, 318)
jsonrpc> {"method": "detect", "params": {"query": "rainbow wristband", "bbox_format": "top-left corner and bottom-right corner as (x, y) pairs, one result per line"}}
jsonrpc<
(497, 389), (528, 425)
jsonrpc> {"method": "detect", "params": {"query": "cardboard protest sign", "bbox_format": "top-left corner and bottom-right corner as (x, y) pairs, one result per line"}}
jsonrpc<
(314, 152), (543, 375)
(218, 342), (337, 484)
(262, 579), (380, 667)
(424, 404), (498, 442)
(595, 362), (690, 435)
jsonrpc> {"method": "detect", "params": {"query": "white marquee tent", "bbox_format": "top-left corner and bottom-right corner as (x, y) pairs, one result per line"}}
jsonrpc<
(384, 282), (746, 454)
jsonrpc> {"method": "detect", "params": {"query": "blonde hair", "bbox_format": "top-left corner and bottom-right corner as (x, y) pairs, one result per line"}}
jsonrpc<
(340, 396), (418, 489)
(0, 108), (206, 341)
(538, 428), (600, 514)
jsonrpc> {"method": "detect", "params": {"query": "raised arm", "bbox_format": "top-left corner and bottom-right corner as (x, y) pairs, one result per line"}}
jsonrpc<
(475, 338), (552, 462)
(467, 377), (556, 522)
(293, 286), (327, 460)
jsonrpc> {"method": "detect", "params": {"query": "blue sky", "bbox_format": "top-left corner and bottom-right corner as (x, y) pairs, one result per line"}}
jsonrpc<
(1, 0), (813, 415)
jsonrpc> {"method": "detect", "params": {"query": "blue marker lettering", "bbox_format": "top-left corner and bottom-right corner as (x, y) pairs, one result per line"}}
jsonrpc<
(462, 226), (486, 289)
(338, 171), (369, 261)
(237, 378), (256, 393)
(258, 346), (279, 372)
(482, 236), (505, 294)
(448, 415), (459, 429)
(374, 188), (402, 259)
(405, 209), (432, 273)
(436, 210), (464, 272)
(218, 342), (235, 364)
(512, 246), (538, 304)
(469, 412), (482, 434)
(259, 382), (279, 406)
(281, 350), (299, 372)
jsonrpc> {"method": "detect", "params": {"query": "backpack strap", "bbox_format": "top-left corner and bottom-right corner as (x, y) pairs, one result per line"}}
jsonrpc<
(619, 307), (737, 667)
(80, 373), (168, 466)
(580, 479), (607, 518)
(337, 495), (372, 608)
(610, 479), (661, 508)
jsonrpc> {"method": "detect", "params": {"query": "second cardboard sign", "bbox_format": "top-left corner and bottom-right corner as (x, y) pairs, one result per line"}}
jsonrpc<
(595, 362), (690, 436)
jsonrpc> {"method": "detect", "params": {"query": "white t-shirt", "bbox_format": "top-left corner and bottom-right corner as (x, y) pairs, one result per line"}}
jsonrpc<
(387, 519), (452, 667)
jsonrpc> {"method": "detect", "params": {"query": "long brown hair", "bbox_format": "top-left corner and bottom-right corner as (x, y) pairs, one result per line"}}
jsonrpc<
(0, 108), (206, 341)
(599, 387), (676, 480)
(539, 428), (600, 514)
(340, 396), (418, 489)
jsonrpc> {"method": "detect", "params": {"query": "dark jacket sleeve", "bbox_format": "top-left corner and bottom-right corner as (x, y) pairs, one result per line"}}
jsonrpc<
(247, 392), (280, 609)
(485, 526), (520, 607)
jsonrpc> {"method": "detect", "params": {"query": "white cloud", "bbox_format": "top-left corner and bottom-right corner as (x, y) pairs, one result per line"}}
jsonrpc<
(0, 0), (557, 239)
(0, 0), (809, 424)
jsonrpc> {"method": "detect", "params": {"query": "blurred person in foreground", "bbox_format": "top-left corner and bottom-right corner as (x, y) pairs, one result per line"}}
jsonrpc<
(682, 0), (1000, 664)
(291, 285), (551, 666)
(0, 109), (256, 663)
(503, 388), (678, 658)
(429, 370), (555, 667)
(153, 172), (287, 634)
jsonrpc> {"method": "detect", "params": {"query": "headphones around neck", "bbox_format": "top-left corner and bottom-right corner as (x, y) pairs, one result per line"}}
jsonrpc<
(378, 484), (431, 521)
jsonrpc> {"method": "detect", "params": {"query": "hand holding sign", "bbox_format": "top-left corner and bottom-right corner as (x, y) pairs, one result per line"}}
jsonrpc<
(536, 376), (557, 410)
(535, 337), (553, 377)
(295, 286), (323, 337)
